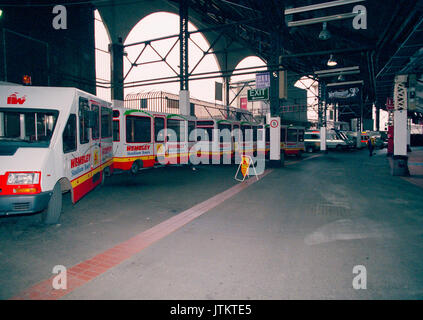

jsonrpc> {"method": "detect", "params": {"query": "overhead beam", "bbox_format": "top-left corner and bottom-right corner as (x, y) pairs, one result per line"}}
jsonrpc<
(317, 70), (361, 77)
(314, 66), (360, 74)
(285, 0), (365, 15)
(326, 80), (364, 87)
(281, 47), (371, 59)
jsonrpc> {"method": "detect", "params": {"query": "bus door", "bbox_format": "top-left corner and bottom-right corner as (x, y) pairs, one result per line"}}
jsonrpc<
(286, 128), (299, 155)
(154, 115), (166, 164)
(298, 128), (305, 151)
(280, 126), (287, 153)
(187, 120), (196, 162)
(217, 122), (232, 163)
(69, 97), (92, 202)
(232, 123), (240, 160)
(241, 125), (252, 157)
(100, 106), (113, 174)
(196, 120), (214, 161)
(166, 117), (185, 164)
(89, 101), (101, 186)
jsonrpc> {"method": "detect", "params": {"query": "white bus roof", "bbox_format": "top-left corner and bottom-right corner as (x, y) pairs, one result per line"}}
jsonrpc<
(0, 86), (110, 112)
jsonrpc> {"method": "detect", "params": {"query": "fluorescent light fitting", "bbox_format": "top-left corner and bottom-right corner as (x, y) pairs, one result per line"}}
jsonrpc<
(317, 70), (360, 78)
(326, 80), (364, 87)
(285, 0), (365, 15)
(287, 12), (357, 27)
(314, 66), (359, 74)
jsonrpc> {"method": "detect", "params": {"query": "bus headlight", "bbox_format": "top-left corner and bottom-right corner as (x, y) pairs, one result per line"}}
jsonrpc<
(7, 172), (40, 185)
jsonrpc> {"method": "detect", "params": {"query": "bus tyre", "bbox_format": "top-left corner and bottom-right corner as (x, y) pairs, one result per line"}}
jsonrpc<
(280, 151), (285, 167)
(101, 167), (109, 186)
(41, 182), (62, 225)
(130, 161), (140, 175)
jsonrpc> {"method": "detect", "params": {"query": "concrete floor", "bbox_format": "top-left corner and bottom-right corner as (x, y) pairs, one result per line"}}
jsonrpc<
(1, 149), (423, 299)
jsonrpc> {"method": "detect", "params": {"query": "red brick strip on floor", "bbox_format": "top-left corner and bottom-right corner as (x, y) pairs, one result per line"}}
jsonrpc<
(11, 169), (274, 300)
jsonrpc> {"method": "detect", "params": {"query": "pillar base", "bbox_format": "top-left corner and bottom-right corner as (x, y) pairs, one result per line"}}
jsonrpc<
(269, 152), (285, 168)
(391, 155), (410, 176)
(269, 159), (283, 168)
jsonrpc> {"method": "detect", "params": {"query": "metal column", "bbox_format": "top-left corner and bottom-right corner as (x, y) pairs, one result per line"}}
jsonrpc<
(110, 40), (124, 106)
(392, 74), (410, 176)
(318, 81), (327, 152)
(179, 0), (189, 92)
(376, 103), (380, 131)
(269, 34), (280, 116)
(179, 0), (191, 117)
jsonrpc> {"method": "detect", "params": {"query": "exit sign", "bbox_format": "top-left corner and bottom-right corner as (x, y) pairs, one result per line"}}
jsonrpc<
(247, 88), (269, 101)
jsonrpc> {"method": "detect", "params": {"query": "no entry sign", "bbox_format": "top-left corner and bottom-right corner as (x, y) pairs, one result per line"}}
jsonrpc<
(270, 119), (279, 128)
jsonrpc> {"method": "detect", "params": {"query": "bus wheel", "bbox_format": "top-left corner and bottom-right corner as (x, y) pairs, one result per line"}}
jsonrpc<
(130, 160), (140, 175)
(41, 182), (62, 225)
(101, 167), (109, 186)
(280, 151), (285, 165)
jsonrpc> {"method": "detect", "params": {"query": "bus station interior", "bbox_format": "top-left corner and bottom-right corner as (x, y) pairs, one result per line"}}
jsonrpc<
(1, 0), (423, 300)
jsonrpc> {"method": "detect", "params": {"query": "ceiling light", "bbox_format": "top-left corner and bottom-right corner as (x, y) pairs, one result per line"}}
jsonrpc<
(327, 54), (337, 67)
(319, 22), (331, 40)
(338, 74), (345, 81)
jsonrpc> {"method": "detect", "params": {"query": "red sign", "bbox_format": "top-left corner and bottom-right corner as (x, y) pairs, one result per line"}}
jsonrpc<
(71, 154), (91, 168)
(387, 125), (394, 154)
(240, 97), (247, 110)
(7, 92), (26, 105)
(127, 145), (150, 151)
(386, 97), (394, 111)
(270, 119), (279, 128)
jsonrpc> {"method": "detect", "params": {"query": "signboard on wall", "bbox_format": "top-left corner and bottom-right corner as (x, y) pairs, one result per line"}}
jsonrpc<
(247, 88), (269, 101)
(240, 97), (248, 110)
(215, 82), (223, 101)
(326, 85), (361, 104)
(256, 72), (270, 89)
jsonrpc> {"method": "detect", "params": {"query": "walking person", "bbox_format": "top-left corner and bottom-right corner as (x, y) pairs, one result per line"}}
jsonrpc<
(367, 136), (374, 157)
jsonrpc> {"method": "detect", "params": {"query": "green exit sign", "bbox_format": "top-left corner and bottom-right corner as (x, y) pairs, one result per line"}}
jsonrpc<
(247, 88), (269, 101)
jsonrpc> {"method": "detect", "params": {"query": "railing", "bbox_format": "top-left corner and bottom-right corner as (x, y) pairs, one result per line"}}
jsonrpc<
(124, 91), (256, 123)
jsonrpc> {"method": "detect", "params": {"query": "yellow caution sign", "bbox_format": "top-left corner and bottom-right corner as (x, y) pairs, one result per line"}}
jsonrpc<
(240, 156), (250, 177)
(235, 155), (258, 182)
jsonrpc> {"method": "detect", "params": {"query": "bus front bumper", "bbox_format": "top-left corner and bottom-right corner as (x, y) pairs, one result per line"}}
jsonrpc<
(0, 192), (52, 216)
